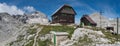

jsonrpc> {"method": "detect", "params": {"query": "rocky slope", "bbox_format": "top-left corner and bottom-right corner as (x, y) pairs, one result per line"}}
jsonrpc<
(0, 12), (120, 46)
(0, 11), (49, 46)
(59, 27), (120, 46)
(0, 13), (26, 46)
(26, 11), (49, 25)
(8, 24), (120, 46)
(89, 13), (120, 34)
(89, 13), (111, 28)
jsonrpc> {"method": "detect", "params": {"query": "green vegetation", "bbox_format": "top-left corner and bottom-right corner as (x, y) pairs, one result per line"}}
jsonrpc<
(9, 24), (120, 46)
(27, 28), (37, 34)
(37, 39), (51, 46)
(84, 26), (120, 44)
(39, 25), (75, 38)
(101, 29), (120, 44)
(8, 35), (25, 46)
(73, 35), (93, 46)
(9, 42), (14, 46)
(79, 35), (93, 44)
(84, 26), (102, 31)
(28, 24), (75, 45)
(26, 24), (75, 38)
(15, 35), (25, 42)
(24, 34), (35, 46)
(27, 25), (38, 34)
(25, 40), (34, 46)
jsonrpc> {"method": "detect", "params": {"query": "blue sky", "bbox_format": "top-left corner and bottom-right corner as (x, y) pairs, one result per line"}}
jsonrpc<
(0, 0), (120, 24)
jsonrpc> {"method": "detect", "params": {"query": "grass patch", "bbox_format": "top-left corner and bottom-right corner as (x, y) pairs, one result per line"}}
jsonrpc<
(8, 35), (25, 46)
(84, 27), (120, 44)
(25, 40), (34, 46)
(37, 39), (51, 46)
(9, 42), (14, 46)
(27, 28), (37, 34)
(74, 35), (93, 46)
(39, 25), (75, 38)
(86, 26), (120, 43)
(15, 35), (25, 42)
(101, 29), (120, 44)
(79, 35), (93, 44)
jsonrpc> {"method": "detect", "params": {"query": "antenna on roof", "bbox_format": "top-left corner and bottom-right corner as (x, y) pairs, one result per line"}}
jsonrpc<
(116, 17), (119, 41)
(99, 10), (103, 28)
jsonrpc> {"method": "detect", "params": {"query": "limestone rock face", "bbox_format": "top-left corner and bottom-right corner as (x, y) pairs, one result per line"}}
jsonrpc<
(89, 13), (111, 28)
(89, 13), (120, 34)
(0, 11), (49, 46)
(12, 11), (49, 25)
(60, 28), (120, 46)
(26, 11), (49, 25)
(109, 18), (120, 34)
(0, 13), (25, 46)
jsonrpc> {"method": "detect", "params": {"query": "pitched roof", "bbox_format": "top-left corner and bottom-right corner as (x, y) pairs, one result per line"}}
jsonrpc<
(82, 15), (96, 24)
(51, 4), (76, 17)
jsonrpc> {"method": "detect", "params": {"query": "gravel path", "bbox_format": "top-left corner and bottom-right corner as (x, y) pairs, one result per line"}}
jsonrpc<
(33, 27), (43, 46)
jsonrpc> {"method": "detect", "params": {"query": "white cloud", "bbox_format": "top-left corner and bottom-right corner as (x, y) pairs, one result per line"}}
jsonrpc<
(0, 3), (24, 15)
(0, 3), (37, 15)
(24, 6), (36, 13)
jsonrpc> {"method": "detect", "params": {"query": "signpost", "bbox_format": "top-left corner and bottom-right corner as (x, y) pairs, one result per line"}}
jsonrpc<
(54, 34), (56, 46)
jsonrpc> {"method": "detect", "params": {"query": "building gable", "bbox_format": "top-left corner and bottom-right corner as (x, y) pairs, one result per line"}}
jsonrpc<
(81, 15), (97, 26)
(52, 4), (76, 17)
(60, 6), (76, 14)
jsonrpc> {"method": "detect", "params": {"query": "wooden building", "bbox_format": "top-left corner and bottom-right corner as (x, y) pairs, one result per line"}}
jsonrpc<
(51, 4), (76, 24)
(80, 14), (97, 26)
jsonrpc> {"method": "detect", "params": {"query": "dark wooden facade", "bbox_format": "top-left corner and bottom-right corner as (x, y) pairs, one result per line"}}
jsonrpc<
(52, 4), (76, 24)
(106, 27), (114, 31)
(80, 15), (97, 26)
